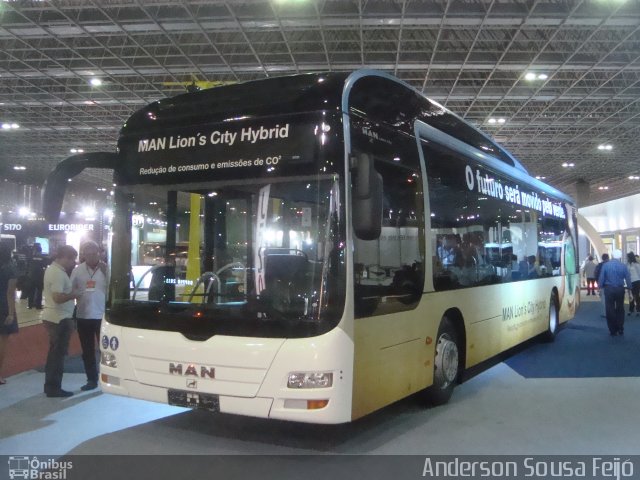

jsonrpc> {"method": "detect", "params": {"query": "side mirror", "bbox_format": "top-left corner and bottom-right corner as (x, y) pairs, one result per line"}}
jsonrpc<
(352, 153), (382, 240)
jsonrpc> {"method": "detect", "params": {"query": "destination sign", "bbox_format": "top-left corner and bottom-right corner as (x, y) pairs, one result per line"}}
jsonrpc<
(118, 113), (341, 185)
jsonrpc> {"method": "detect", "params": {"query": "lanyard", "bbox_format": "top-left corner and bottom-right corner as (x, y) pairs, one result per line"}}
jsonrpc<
(86, 264), (100, 280)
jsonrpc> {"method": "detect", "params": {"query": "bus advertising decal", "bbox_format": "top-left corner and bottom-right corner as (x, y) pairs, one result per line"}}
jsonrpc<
(464, 165), (566, 219)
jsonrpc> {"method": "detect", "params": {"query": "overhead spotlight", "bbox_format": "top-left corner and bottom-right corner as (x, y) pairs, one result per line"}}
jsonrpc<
(2, 123), (19, 130)
(525, 72), (536, 81)
(598, 186), (609, 190)
(537, 74), (548, 80)
(598, 144), (613, 151)
(90, 78), (102, 86)
(628, 176), (640, 180)
(18, 207), (31, 217)
(13, 165), (26, 171)
(488, 118), (496, 124)
(497, 118), (506, 124)
(561, 162), (575, 168)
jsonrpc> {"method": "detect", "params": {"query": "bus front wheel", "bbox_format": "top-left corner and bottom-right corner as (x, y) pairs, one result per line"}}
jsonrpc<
(423, 317), (460, 406)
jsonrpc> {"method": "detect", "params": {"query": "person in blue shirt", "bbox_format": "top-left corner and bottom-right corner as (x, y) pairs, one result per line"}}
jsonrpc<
(598, 249), (632, 336)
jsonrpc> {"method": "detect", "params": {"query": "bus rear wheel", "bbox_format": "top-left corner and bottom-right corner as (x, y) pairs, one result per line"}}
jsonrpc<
(544, 293), (559, 342)
(423, 317), (460, 406)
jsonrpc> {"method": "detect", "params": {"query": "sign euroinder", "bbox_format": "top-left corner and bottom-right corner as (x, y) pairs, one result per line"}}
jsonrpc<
(48, 223), (95, 231)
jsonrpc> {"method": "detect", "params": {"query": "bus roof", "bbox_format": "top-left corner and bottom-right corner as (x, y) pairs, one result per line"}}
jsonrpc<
(116, 70), (573, 205)
(120, 72), (349, 139)
(120, 70), (527, 173)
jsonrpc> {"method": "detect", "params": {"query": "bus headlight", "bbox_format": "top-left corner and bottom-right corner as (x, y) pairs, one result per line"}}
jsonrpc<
(101, 351), (117, 368)
(287, 372), (333, 389)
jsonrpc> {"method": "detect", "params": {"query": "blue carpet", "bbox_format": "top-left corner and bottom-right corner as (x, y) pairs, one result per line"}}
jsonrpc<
(505, 301), (640, 378)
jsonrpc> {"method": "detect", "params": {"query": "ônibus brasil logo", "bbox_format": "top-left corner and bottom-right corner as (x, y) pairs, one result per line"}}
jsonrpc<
(7, 456), (72, 479)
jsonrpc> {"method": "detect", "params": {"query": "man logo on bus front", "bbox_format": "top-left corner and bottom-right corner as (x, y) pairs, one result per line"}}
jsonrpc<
(169, 363), (215, 379)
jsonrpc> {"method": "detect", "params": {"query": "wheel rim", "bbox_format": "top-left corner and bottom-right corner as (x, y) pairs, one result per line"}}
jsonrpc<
(435, 333), (459, 389)
(549, 298), (558, 333)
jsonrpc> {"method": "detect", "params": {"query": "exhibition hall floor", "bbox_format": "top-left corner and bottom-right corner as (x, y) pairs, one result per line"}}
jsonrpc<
(1, 297), (639, 456)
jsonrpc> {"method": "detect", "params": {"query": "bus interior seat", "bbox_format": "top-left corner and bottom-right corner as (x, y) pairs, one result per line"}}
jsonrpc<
(148, 265), (176, 301)
(264, 253), (308, 286)
(262, 253), (309, 315)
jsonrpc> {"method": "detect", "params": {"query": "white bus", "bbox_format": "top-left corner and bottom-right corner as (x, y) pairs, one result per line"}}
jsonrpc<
(42, 70), (579, 423)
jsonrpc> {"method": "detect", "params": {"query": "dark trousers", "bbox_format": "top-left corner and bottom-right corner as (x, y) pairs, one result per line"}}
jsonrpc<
(586, 278), (596, 295)
(28, 280), (43, 308)
(77, 318), (101, 383)
(631, 281), (640, 313)
(604, 286), (625, 335)
(43, 318), (75, 393)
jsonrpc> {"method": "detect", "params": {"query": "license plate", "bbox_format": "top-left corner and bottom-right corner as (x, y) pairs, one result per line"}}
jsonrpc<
(168, 389), (220, 412)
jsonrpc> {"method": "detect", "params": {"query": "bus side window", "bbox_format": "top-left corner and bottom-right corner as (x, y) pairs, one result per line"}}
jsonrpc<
(423, 141), (543, 290)
(351, 133), (425, 318)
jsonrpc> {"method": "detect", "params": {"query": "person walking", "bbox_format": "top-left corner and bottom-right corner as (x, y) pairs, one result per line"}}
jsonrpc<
(594, 253), (609, 317)
(27, 243), (47, 309)
(42, 245), (81, 397)
(598, 249), (631, 337)
(627, 252), (640, 317)
(71, 241), (108, 391)
(583, 255), (597, 296)
(0, 244), (19, 385)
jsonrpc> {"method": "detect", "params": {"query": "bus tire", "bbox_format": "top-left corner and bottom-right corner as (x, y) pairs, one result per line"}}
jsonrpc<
(423, 317), (460, 406)
(544, 292), (559, 342)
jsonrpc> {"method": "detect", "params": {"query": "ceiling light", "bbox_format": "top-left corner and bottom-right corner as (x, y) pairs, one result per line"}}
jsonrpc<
(598, 186), (609, 190)
(488, 118), (496, 124)
(561, 162), (575, 168)
(525, 72), (536, 81)
(2, 123), (19, 130)
(13, 165), (26, 171)
(90, 78), (102, 86)
(598, 144), (613, 151)
(535, 176), (546, 180)
(18, 207), (31, 217)
(537, 74), (548, 80)
(629, 176), (640, 180)
(497, 118), (506, 124)
(82, 206), (96, 218)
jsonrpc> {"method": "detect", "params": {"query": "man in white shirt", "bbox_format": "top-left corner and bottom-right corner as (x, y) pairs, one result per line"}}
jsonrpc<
(42, 245), (81, 398)
(71, 241), (108, 391)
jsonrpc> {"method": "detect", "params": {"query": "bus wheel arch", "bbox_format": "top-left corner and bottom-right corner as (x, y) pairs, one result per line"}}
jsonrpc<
(422, 308), (466, 406)
(545, 289), (560, 342)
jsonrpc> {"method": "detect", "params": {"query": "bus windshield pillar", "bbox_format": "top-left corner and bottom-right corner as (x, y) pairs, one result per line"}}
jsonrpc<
(165, 191), (177, 262)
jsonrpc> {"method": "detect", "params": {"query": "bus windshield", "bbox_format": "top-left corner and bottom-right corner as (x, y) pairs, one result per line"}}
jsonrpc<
(108, 175), (346, 339)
